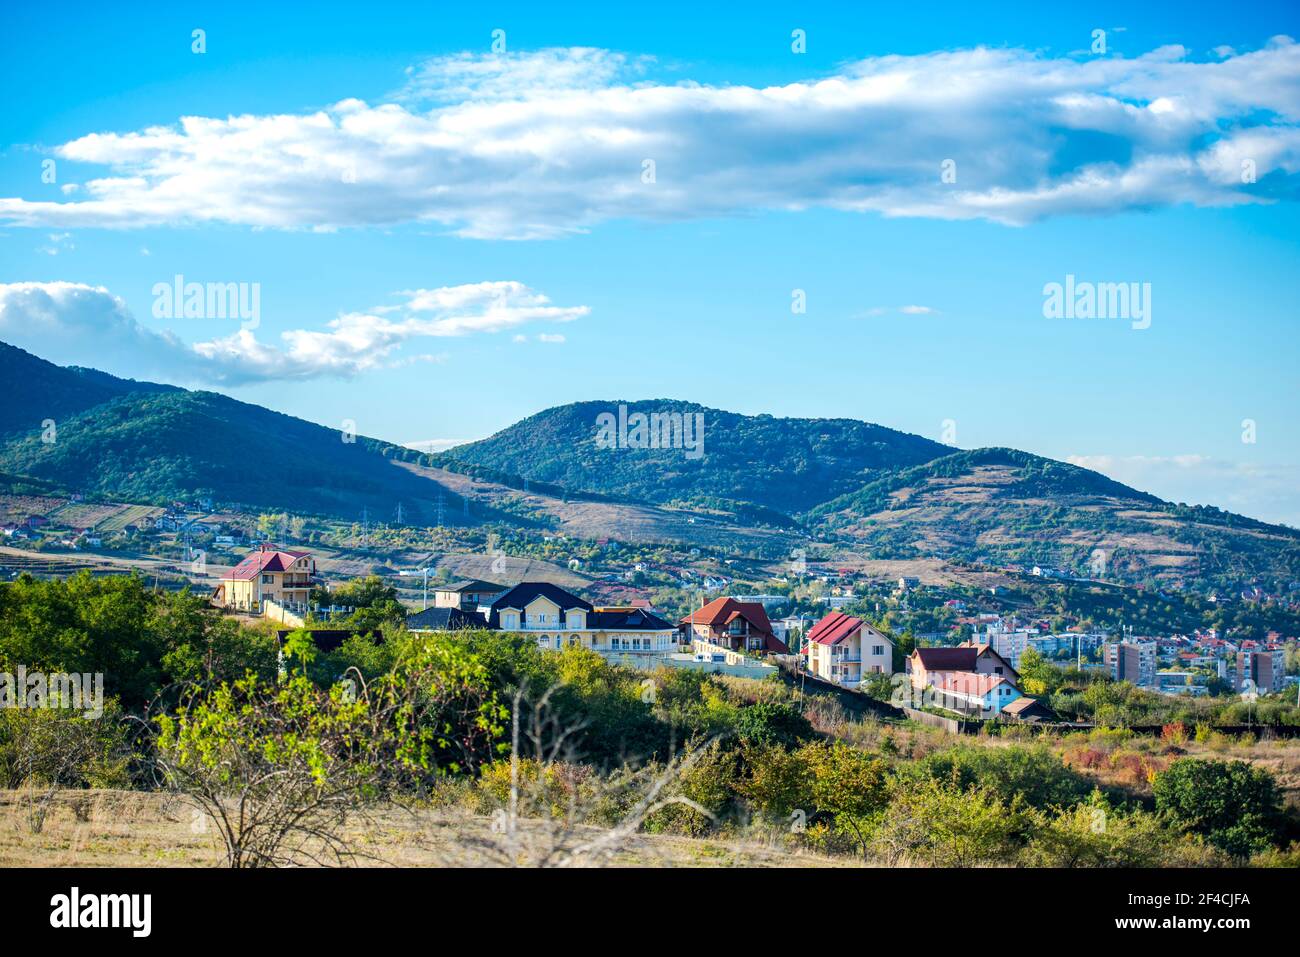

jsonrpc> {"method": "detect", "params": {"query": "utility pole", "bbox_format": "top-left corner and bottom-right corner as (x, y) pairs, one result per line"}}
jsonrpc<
(399, 566), (433, 609)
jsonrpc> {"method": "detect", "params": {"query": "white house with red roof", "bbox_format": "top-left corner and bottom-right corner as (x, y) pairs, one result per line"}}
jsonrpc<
(804, 612), (893, 689)
(929, 672), (1023, 718)
(212, 546), (316, 613)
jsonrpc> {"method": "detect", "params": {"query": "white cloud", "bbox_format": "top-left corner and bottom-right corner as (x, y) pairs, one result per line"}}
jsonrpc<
(536, 333), (566, 343)
(1068, 453), (1300, 528)
(854, 304), (940, 318)
(2, 40), (1298, 238)
(37, 232), (74, 256)
(0, 280), (586, 384)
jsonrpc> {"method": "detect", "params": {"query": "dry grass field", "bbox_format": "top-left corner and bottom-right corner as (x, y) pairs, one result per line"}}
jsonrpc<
(0, 790), (843, 868)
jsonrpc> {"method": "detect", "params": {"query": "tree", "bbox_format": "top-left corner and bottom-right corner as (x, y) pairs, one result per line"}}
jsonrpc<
(1153, 758), (1283, 859)
(796, 740), (891, 854)
(1017, 648), (1062, 696)
(153, 636), (506, 867)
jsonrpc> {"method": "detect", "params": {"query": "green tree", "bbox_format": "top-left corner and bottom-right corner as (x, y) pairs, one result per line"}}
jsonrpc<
(1152, 758), (1283, 858)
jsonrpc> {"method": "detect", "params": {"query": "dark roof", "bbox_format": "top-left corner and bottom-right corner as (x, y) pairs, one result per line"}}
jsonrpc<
(438, 579), (507, 594)
(406, 607), (487, 632)
(275, 629), (382, 653)
(913, 646), (980, 671)
(587, 607), (674, 631)
(488, 582), (591, 628)
(913, 644), (1020, 679)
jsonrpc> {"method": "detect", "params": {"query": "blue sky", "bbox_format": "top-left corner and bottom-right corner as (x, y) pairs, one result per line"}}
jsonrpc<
(1, 0), (1298, 524)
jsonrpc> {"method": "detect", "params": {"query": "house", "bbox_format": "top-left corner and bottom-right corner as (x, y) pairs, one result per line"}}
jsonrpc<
(431, 579), (507, 611)
(896, 576), (921, 592)
(213, 547), (317, 613)
(679, 597), (789, 655)
(406, 606), (488, 633)
(803, 612), (894, 689)
(929, 672), (1023, 718)
(907, 643), (1020, 716)
(489, 582), (677, 656)
(908, 643), (1019, 689)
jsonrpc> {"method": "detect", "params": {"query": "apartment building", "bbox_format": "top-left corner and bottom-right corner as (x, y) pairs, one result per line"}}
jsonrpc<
(1236, 647), (1285, 693)
(1104, 640), (1157, 687)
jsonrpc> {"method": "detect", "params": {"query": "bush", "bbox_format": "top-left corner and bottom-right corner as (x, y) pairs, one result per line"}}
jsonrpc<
(907, 743), (1091, 810)
(875, 777), (1026, 866)
(1152, 758), (1284, 859)
(1022, 798), (1193, 867)
(733, 701), (815, 749)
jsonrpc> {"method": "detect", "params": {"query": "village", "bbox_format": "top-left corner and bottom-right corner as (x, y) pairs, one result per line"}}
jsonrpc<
(200, 536), (1300, 727)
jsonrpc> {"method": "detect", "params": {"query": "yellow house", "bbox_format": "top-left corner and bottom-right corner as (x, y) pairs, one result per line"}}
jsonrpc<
(213, 547), (316, 613)
(487, 582), (677, 655)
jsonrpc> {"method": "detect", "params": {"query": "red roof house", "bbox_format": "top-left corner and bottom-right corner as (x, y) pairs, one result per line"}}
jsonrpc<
(680, 597), (788, 654)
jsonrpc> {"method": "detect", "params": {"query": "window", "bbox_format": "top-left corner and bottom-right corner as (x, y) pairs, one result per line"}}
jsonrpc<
(872, 645), (884, 656)
(262, 574), (273, 584)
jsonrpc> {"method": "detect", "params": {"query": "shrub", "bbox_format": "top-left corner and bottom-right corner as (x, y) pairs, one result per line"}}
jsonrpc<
(908, 743), (1091, 810)
(875, 777), (1026, 867)
(733, 701), (815, 749)
(1152, 758), (1284, 859)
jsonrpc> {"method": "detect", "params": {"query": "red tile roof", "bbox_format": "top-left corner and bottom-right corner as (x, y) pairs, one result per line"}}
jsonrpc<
(806, 612), (865, 647)
(680, 597), (787, 653)
(226, 549), (312, 582)
(932, 672), (1014, 697)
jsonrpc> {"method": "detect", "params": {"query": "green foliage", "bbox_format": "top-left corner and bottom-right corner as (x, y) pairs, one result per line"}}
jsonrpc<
(0, 572), (285, 707)
(1152, 758), (1284, 858)
(439, 399), (948, 516)
(906, 743), (1092, 810)
(1021, 794), (1217, 867)
(732, 701), (815, 749)
(875, 776), (1027, 866)
(0, 700), (133, 790)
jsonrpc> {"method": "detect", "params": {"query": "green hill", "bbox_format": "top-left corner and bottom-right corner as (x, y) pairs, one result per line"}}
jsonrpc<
(436, 399), (951, 515)
(0, 344), (494, 524)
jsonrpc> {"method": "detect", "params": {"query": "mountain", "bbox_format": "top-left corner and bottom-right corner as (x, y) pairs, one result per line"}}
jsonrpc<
(0, 343), (491, 524)
(0, 341), (177, 435)
(805, 448), (1300, 588)
(436, 399), (951, 515)
(1, 344), (1295, 590)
